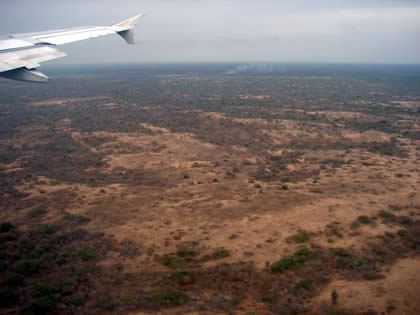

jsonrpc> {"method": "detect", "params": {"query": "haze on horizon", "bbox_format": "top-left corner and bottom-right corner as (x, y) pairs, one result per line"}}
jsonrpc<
(1, 0), (420, 65)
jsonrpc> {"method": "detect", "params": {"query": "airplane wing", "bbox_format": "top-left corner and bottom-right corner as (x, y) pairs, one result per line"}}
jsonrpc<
(0, 14), (143, 83)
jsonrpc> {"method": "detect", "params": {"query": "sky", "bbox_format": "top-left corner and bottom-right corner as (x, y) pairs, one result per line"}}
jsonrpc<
(1, 0), (420, 64)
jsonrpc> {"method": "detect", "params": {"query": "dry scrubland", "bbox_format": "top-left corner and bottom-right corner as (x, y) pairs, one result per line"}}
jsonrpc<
(0, 64), (419, 314)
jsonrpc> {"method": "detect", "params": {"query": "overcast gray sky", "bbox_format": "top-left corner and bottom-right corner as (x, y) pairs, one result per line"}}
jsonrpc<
(1, 0), (420, 64)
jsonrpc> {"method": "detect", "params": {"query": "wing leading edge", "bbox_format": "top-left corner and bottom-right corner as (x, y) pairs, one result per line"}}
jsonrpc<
(0, 14), (143, 82)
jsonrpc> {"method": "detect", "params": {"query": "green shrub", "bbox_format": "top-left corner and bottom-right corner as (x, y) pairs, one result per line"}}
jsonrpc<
(0, 289), (16, 304)
(397, 229), (408, 237)
(0, 222), (14, 233)
(15, 259), (41, 275)
(57, 252), (72, 265)
(160, 254), (174, 266)
(288, 231), (309, 243)
(120, 294), (134, 304)
(32, 295), (55, 312)
(3, 273), (24, 286)
(211, 247), (231, 259)
(296, 279), (312, 290)
(357, 215), (370, 224)
(336, 257), (351, 268)
(28, 208), (44, 218)
(176, 245), (196, 257)
(66, 297), (82, 306)
(54, 233), (70, 243)
(35, 240), (52, 255)
(262, 292), (280, 303)
(378, 210), (396, 221)
(0, 289), (15, 301)
(146, 291), (188, 305)
(294, 246), (310, 263)
(271, 246), (310, 272)
(78, 248), (96, 262)
(19, 239), (34, 254)
(398, 216), (413, 225)
(40, 224), (56, 234)
(329, 247), (349, 257)
(169, 271), (188, 281)
(271, 257), (294, 272)
(281, 185), (289, 190)
(76, 264), (91, 275)
(159, 255), (185, 269)
(33, 283), (54, 297)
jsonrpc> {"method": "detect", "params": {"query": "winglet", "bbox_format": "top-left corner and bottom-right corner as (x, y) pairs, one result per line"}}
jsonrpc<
(112, 14), (143, 44)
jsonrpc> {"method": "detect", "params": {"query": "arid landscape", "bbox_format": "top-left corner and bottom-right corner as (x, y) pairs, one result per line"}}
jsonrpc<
(0, 64), (419, 314)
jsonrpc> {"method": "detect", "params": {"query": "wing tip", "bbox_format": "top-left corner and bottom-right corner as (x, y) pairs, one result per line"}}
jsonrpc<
(112, 14), (143, 32)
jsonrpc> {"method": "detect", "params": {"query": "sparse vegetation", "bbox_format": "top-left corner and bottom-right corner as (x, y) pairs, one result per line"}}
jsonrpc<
(0, 64), (419, 314)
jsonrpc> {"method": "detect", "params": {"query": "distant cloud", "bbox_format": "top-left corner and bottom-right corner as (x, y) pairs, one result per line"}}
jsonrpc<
(1, 0), (420, 63)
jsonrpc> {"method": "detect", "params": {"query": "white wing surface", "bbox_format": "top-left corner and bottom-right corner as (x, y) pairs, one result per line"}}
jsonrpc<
(0, 14), (143, 82)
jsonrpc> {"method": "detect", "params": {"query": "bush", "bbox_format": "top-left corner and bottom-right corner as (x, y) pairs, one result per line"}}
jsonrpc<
(271, 257), (294, 272)
(169, 271), (188, 281)
(160, 255), (185, 269)
(0, 222), (14, 233)
(40, 224), (56, 234)
(357, 215), (370, 224)
(66, 297), (82, 306)
(329, 247), (350, 257)
(78, 248), (96, 262)
(336, 257), (351, 268)
(146, 291), (188, 306)
(33, 283), (54, 297)
(3, 273), (24, 286)
(296, 279), (312, 290)
(15, 259), (41, 275)
(397, 229), (408, 237)
(211, 247), (231, 259)
(0, 289), (15, 302)
(262, 292), (280, 303)
(288, 231), (309, 243)
(378, 210), (396, 221)
(57, 252), (72, 265)
(32, 295), (55, 312)
(271, 246), (310, 272)
(35, 240), (52, 255)
(281, 185), (289, 190)
(176, 245), (196, 257)
(28, 208), (44, 218)
(398, 216), (413, 225)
